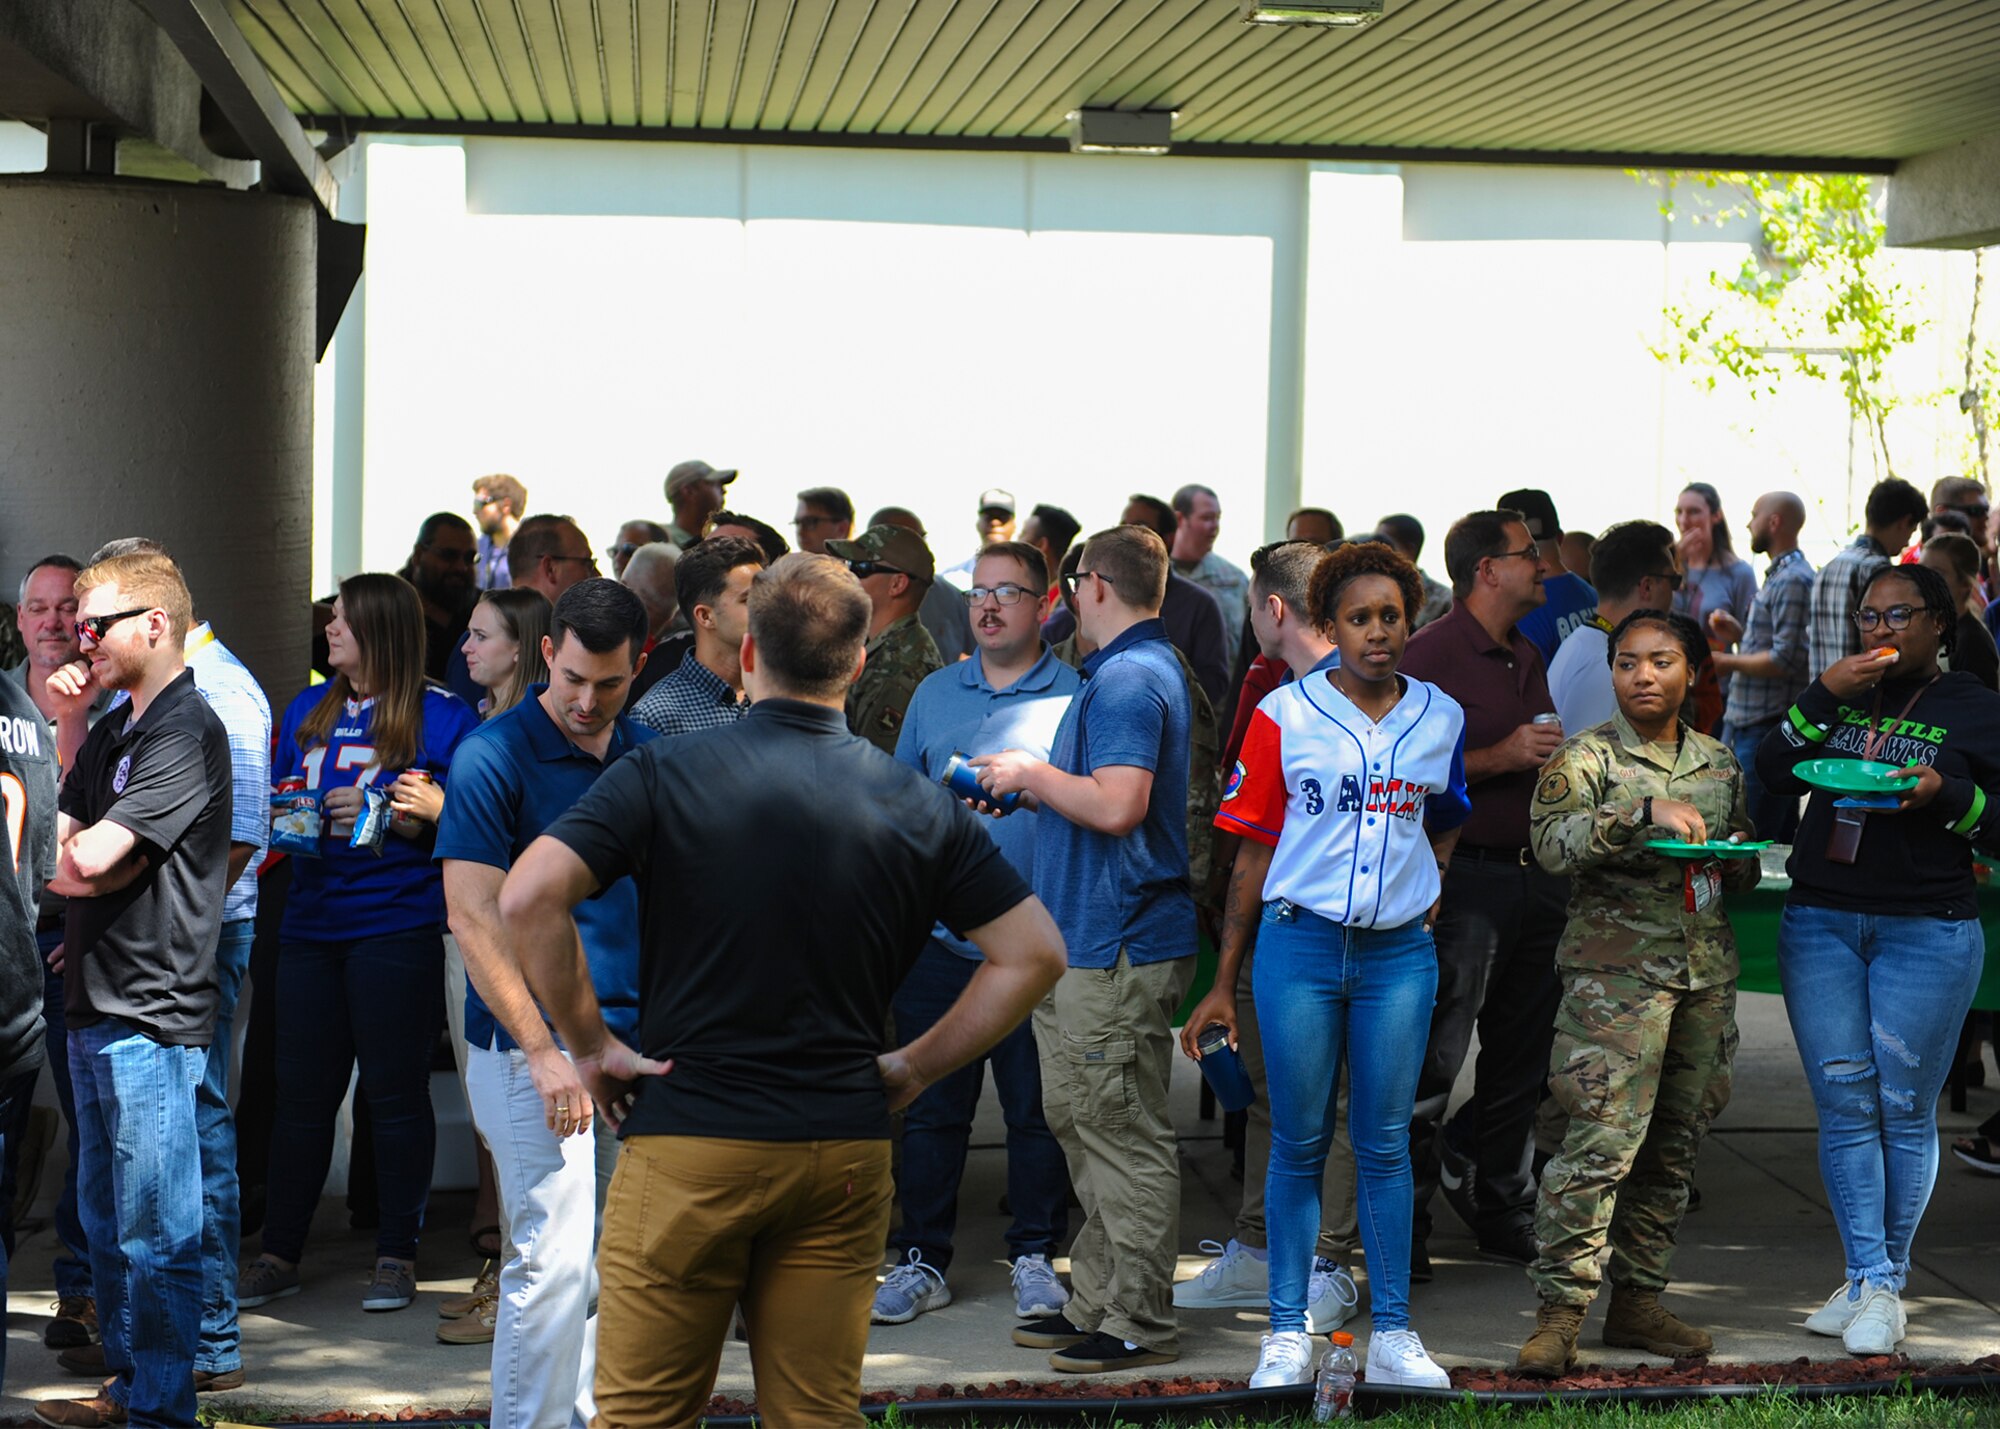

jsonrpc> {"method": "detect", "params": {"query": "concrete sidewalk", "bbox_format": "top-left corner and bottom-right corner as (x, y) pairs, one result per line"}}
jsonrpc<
(4, 992), (1997, 1421)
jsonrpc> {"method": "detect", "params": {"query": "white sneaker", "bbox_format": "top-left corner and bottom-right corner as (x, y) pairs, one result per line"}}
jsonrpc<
(1841, 1283), (1907, 1355)
(1802, 1281), (1862, 1337)
(1249, 1329), (1317, 1388)
(870, 1249), (952, 1324)
(1366, 1327), (1451, 1389)
(1306, 1257), (1360, 1333)
(1173, 1238), (1269, 1309)
(1010, 1254), (1071, 1318)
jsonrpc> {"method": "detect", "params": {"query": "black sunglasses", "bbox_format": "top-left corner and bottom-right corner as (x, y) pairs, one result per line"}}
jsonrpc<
(1061, 568), (1116, 595)
(847, 560), (905, 579)
(1647, 569), (1685, 591)
(75, 607), (154, 644)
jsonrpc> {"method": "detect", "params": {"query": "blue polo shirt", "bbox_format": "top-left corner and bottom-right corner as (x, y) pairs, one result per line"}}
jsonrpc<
(435, 687), (657, 1049)
(1514, 572), (1598, 668)
(894, 645), (1081, 959)
(1031, 618), (1197, 969)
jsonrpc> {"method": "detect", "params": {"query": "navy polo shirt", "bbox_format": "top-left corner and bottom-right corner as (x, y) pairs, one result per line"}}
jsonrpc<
(435, 686), (656, 1050)
(1031, 618), (1197, 969)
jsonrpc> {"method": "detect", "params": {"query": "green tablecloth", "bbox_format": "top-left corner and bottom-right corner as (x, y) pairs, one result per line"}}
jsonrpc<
(1727, 847), (2000, 1011)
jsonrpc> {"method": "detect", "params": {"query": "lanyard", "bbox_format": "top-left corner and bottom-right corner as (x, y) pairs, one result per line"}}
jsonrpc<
(1860, 677), (1936, 763)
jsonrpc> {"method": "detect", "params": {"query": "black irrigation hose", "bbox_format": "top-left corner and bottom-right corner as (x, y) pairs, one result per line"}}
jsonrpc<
(258, 1373), (2000, 1428)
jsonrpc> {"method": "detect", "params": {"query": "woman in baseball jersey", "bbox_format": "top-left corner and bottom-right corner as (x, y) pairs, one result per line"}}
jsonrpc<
(1194, 541), (1470, 1390)
(241, 573), (479, 1315)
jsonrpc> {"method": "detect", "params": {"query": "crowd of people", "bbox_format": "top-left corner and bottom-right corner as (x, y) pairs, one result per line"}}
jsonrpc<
(2, 462), (1998, 1428)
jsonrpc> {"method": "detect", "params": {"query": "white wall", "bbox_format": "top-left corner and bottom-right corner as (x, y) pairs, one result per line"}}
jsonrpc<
(322, 138), (1986, 588)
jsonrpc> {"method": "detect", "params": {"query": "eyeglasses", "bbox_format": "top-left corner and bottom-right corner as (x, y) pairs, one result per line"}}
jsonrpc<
(846, 561), (904, 579)
(1484, 545), (1540, 566)
(1646, 569), (1686, 591)
(965, 583), (1034, 606)
(472, 495), (499, 512)
(1853, 604), (1933, 632)
(548, 554), (600, 572)
(794, 514), (836, 530)
(1957, 503), (1991, 522)
(75, 607), (154, 645)
(1060, 569), (1116, 595)
(607, 543), (641, 562)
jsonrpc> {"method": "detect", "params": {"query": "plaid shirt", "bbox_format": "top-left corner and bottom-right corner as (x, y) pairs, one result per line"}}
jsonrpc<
(630, 653), (747, 737)
(1808, 534), (1891, 677)
(1724, 548), (1816, 727)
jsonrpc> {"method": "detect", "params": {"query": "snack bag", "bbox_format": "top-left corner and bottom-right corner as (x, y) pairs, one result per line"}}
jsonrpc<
(270, 778), (323, 857)
(349, 785), (393, 856)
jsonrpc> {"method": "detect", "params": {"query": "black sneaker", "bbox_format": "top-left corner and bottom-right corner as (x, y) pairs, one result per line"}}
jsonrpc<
(1410, 1236), (1434, 1284)
(1477, 1221), (1538, 1266)
(44, 1298), (98, 1351)
(1048, 1332), (1177, 1374)
(1437, 1130), (1479, 1234)
(1011, 1313), (1088, 1350)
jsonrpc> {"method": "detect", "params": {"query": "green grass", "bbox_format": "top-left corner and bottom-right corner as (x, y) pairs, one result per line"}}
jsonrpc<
(891, 1391), (1999, 1429)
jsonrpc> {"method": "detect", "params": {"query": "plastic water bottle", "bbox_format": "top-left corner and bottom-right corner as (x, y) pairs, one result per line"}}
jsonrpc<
(1313, 1330), (1357, 1421)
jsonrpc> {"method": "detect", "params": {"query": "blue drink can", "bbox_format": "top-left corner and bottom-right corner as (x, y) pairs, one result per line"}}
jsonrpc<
(941, 751), (1020, 815)
(1195, 1023), (1256, 1112)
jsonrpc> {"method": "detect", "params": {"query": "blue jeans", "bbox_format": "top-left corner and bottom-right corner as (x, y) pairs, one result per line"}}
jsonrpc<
(888, 940), (1068, 1271)
(1254, 902), (1437, 1333)
(263, 932), (445, 1264)
(70, 1020), (206, 1429)
(1726, 718), (1798, 843)
(1778, 904), (1984, 1291)
(198, 920), (254, 1375)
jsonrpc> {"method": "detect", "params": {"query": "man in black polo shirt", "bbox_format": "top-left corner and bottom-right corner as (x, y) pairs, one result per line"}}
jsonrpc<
(36, 553), (231, 1429)
(500, 552), (1065, 1429)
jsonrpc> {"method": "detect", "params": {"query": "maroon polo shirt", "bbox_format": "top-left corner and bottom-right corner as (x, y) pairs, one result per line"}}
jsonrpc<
(1400, 600), (1555, 850)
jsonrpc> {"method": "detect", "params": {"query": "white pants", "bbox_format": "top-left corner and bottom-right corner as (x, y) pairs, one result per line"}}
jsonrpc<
(466, 1042), (611, 1429)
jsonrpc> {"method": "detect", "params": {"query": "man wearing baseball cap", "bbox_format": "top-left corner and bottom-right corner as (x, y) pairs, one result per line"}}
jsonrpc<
(1500, 488), (1597, 668)
(939, 490), (1019, 589)
(827, 525), (945, 754)
(663, 460), (737, 549)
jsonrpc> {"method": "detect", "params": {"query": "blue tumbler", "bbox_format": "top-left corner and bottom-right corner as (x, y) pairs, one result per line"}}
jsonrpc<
(1195, 1023), (1256, 1112)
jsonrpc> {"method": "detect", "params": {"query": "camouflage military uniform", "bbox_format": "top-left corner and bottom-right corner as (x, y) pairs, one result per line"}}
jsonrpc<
(1052, 635), (1220, 904)
(847, 611), (943, 755)
(1526, 712), (1757, 1306)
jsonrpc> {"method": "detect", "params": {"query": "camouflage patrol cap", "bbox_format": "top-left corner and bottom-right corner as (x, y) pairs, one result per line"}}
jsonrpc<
(824, 524), (936, 584)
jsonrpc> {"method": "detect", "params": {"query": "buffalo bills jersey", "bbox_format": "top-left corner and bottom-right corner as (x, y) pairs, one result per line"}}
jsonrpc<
(1217, 671), (1470, 929)
(273, 685), (479, 940)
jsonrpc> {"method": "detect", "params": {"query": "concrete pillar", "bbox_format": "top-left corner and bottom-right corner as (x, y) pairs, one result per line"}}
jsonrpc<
(0, 174), (316, 701)
(1887, 131), (2000, 250)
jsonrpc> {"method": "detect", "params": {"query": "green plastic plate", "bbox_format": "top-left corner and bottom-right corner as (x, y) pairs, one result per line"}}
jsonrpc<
(1646, 839), (1772, 859)
(1794, 757), (1918, 795)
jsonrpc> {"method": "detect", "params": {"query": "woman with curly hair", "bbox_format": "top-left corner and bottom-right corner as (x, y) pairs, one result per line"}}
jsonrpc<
(1188, 540), (1470, 1391)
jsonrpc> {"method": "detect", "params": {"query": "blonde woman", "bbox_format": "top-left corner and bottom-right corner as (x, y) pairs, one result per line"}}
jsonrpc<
(462, 587), (552, 718)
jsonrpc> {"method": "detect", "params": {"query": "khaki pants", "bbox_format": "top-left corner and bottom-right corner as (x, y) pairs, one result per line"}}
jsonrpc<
(1234, 951), (1359, 1259)
(1035, 951), (1195, 1352)
(592, 1135), (893, 1429)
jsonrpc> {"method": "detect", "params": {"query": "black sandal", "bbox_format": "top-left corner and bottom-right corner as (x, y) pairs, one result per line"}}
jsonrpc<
(470, 1224), (504, 1257)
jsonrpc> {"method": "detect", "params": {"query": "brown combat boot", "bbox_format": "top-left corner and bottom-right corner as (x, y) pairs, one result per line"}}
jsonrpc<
(1514, 1302), (1584, 1379)
(1602, 1283), (1713, 1358)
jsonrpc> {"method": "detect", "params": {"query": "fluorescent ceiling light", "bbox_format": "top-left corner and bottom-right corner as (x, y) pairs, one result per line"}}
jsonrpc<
(1068, 109), (1174, 155)
(1241, 0), (1385, 25)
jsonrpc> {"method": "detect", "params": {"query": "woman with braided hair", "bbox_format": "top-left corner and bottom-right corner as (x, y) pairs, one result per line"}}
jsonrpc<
(1756, 560), (2000, 1355)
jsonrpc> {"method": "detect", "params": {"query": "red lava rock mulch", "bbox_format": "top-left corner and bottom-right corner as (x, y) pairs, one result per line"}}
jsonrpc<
(690, 1354), (2000, 1416)
(1456, 1352), (2000, 1392)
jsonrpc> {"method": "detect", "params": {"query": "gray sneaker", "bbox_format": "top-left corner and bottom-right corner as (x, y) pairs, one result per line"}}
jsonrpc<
(361, 1258), (415, 1313)
(236, 1256), (300, 1309)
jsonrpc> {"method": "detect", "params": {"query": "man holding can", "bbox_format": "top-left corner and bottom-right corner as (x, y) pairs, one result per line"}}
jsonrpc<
(1398, 509), (1569, 1278)
(876, 541), (1080, 1329)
